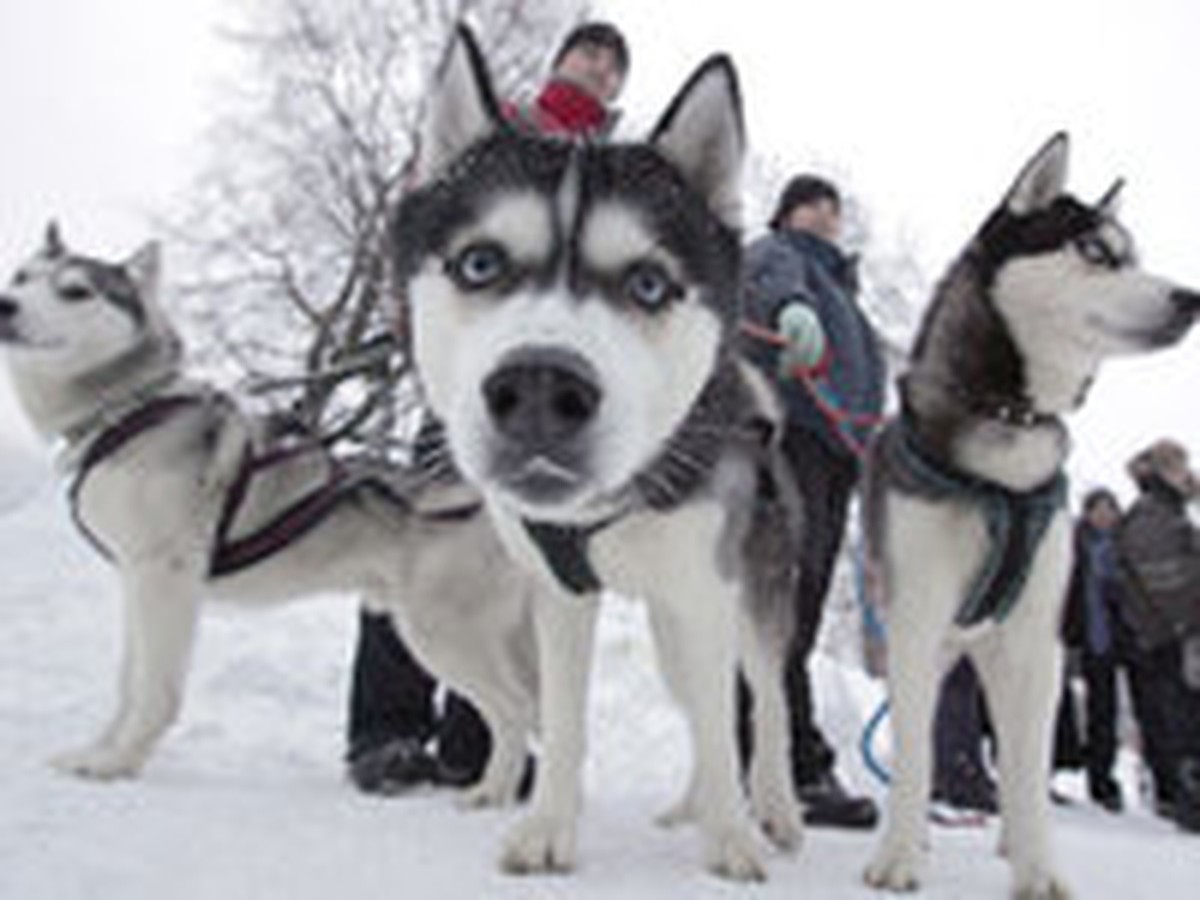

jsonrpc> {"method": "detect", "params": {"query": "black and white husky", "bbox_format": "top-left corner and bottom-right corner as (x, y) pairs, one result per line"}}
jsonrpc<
(0, 226), (541, 808)
(392, 28), (800, 880)
(863, 134), (1200, 898)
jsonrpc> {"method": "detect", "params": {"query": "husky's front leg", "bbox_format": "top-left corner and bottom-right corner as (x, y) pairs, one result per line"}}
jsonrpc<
(53, 563), (201, 779)
(500, 591), (597, 874)
(740, 620), (803, 852)
(650, 587), (767, 881)
(972, 630), (1070, 899)
(864, 620), (943, 892)
(456, 681), (534, 809)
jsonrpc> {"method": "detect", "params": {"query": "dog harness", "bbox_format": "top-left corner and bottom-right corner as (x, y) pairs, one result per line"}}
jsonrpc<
(68, 393), (481, 576)
(68, 393), (210, 560)
(879, 416), (1068, 627)
(207, 440), (353, 577)
(520, 518), (612, 595)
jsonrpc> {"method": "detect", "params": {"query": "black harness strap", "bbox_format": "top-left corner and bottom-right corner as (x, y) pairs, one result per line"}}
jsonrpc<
(68, 395), (208, 561)
(67, 392), (486, 577)
(208, 442), (345, 577)
(521, 518), (611, 595)
(209, 458), (488, 578)
(883, 418), (1068, 627)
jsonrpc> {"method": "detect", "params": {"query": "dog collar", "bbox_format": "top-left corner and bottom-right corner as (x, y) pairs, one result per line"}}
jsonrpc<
(981, 401), (1058, 429)
(956, 386), (1059, 430)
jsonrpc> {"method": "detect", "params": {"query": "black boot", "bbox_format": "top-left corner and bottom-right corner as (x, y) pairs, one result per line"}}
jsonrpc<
(1088, 773), (1124, 814)
(1173, 758), (1200, 833)
(347, 737), (438, 795)
(933, 755), (999, 815)
(796, 771), (879, 830)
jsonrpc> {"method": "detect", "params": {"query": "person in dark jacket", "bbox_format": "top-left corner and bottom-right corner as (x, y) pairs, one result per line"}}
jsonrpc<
(1116, 439), (1200, 832)
(1059, 487), (1130, 812)
(931, 656), (998, 814)
(739, 175), (887, 829)
(346, 22), (630, 796)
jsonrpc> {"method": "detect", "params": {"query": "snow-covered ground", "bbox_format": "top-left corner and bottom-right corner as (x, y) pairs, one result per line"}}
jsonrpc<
(2, 451), (1197, 899)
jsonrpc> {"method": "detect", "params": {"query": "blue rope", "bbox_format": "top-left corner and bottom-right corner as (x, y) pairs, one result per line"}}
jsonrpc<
(861, 697), (892, 786)
(852, 536), (892, 786)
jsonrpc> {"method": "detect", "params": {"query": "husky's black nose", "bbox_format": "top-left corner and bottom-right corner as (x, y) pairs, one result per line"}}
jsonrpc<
(1170, 288), (1200, 317)
(0, 296), (17, 319)
(484, 348), (601, 444)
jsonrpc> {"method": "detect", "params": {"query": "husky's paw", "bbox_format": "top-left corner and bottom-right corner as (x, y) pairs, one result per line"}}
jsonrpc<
(51, 744), (143, 781)
(655, 791), (696, 829)
(864, 845), (925, 893)
(458, 778), (516, 811)
(1012, 870), (1072, 900)
(500, 813), (576, 875)
(702, 822), (768, 882)
(749, 784), (804, 852)
(756, 799), (804, 853)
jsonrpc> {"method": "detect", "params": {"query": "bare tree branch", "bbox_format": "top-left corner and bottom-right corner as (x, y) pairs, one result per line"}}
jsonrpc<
(170, 0), (588, 456)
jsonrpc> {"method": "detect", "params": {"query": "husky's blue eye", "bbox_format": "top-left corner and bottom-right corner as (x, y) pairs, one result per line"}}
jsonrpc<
(450, 242), (510, 290)
(623, 262), (680, 311)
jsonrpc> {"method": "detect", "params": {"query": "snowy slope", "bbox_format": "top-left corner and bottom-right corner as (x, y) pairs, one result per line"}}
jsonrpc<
(1, 461), (1197, 899)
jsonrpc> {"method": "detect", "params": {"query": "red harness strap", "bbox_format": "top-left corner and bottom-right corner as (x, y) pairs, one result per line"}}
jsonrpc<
(740, 320), (884, 459)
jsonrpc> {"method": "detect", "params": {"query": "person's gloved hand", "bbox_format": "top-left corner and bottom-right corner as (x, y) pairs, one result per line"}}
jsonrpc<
(777, 302), (826, 377)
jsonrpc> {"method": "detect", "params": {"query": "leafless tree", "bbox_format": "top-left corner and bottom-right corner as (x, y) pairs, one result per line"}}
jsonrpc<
(169, 0), (586, 456)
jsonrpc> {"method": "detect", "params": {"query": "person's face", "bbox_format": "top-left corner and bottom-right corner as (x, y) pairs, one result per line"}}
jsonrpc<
(1087, 499), (1120, 530)
(553, 43), (626, 104)
(783, 198), (842, 243)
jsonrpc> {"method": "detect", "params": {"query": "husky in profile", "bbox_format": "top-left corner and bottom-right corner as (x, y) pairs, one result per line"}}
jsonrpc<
(392, 27), (801, 880)
(0, 226), (540, 808)
(863, 134), (1200, 898)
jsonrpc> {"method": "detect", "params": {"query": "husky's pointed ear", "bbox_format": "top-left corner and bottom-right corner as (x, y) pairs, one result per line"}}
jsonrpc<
(44, 221), (65, 258)
(1096, 177), (1125, 216)
(650, 55), (745, 228)
(419, 25), (503, 182)
(124, 242), (161, 301)
(1004, 132), (1070, 215)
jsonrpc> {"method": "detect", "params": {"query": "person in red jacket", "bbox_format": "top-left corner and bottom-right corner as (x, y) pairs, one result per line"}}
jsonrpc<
(503, 22), (627, 138)
(347, 22), (630, 796)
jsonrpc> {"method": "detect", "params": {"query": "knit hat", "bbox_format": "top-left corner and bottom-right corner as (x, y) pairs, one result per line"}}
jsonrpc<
(770, 175), (841, 230)
(553, 22), (630, 77)
(1128, 439), (1200, 497)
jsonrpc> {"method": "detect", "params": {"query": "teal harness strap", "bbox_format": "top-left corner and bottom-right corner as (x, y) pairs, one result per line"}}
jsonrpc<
(890, 420), (1068, 627)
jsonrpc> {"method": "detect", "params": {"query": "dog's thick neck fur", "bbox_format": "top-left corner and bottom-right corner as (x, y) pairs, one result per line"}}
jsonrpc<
(627, 348), (756, 511)
(899, 205), (1100, 489)
(9, 329), (185, 446)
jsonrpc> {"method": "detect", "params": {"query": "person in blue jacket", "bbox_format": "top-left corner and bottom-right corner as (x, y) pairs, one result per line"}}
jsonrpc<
(740, 175), (887, 828)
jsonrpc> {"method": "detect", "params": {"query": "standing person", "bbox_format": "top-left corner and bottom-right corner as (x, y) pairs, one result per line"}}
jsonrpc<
(740, 175), (887, 828)
(1060, 487), (1130, 812)
(1116, 440), (1200, 833)
(346, 21), (631, 795)
(931, 657), (998, 814)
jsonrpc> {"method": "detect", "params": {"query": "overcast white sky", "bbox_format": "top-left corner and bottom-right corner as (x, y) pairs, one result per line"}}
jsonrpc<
(1, 0), (1197, 499)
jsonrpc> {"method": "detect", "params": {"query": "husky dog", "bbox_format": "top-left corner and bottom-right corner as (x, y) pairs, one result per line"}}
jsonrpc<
(391, 27), (801, 880)
(863, 134), (1200, 898)
(0, 225), (540, 808)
